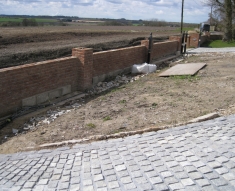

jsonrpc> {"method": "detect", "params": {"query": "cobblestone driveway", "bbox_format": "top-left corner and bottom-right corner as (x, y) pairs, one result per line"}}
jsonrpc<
(1, 115), (235, 191)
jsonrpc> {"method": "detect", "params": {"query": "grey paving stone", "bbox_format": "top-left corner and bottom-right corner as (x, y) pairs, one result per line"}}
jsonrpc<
(207, 161), (223, 169)
(155, 165), (168, 173)
(215, 167), (229, 175)
(168, 182), (184, 190)
(134, 176), (148, 184)
(175, 156), (187, 162)
(218, 185), (235, 191)
(181, 178), (195, 186)
(139, 183), (153, 190)
(188, 171), (203, 180)
(23, 181), (35, 188)
(83, 179), (93, 186)
(103, 169), (115, 176)
(216, 156), (229, 163)
(165, 161), (178, 168)
(37, 179), (48, 185)
(83, 185), (94, 191)
(117, 170), (129, 177)
(143, 165), (154, 172)
(70, 184), (80, 191)
(204, 172), (220, 180)
(130, 171), (142, 178)
(94, 174), (104, 182)
(149, 176), (163, 185)
(184, 165), (197, 173)
(95, 180), (107, 188)
(211, 177), (228, 187)
(154, 183), (169, 191)
(198, 166), (213, 174)
(202, 185), (218, 191)
(192, 161), (206, 168)
(107, 181), (119, 189)
(124, 182), (137, 190)
(196, 178), (211, 187)
(145, 171), (158, 178)
(223, 172), (235, 181)
(160, 171), (173, 178)
(174, 171), (189, 179)
(164, 176), (178, 184)
(70, 177), (80, 184)
(120, 176), (132, 184)
(106, 175), (117, 182)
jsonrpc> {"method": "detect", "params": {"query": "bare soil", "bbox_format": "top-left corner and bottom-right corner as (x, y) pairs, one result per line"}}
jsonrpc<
(0, 25), (176, 68)
(1, 52), (235, 154)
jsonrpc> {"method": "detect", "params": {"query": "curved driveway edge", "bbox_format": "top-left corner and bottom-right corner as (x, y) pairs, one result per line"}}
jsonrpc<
(1, 115), (235, 190)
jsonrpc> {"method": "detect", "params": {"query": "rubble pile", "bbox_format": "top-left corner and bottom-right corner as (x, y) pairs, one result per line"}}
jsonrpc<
(87, 74), (146, 95)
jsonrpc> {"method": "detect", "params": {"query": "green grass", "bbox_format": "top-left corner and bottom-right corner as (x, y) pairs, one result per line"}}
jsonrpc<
(203, 40), (235, 48)
(170, 75), (200, 82)
(103, 116), (111, 121)
(86, 123), (96, 129)
(0, 17), (56, 23)
(119, 100), (127, 104)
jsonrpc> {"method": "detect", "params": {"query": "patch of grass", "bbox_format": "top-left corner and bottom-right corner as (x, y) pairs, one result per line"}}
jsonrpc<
(119, 99), (127, 104)
(103, 116), (111, 121)
(170, 75), (200, 82)
(152, 103), (158, 107)
(202, 40), (235, 48)
(86, 123), (96, 129)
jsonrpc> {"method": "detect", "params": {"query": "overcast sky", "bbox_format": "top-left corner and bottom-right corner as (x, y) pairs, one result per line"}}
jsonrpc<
(0, 0), (210, 23)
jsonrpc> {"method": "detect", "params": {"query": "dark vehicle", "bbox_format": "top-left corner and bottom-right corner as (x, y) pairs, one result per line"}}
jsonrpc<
(200, 23), (210, 32)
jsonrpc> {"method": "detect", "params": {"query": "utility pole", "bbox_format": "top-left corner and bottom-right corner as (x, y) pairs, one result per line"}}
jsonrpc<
(181, 0), (184, 34)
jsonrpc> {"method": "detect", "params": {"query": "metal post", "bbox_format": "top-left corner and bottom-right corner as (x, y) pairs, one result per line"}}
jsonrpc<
(181, 31), (185, 54)
(184, 32), (188, 54)
(147, 33), (153, 64)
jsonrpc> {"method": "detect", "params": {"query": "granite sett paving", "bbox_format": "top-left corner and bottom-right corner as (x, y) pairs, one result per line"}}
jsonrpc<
(1, 115), (235, 190)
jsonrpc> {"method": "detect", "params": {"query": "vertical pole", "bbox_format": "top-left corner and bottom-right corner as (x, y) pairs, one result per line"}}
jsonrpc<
(181, 0), (184, 34)
(181, 31), (185, 54)
(184, 32), (188, 54)
(147, 33), (152, 64)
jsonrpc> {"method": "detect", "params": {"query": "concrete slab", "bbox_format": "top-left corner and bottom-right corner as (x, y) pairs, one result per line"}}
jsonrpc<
(61, 85), (71, 96)
(159, 63), (207, 77)
(22, 96), (36, 107)
(36, 92), (49, 105)
(49, 89), (62, 100)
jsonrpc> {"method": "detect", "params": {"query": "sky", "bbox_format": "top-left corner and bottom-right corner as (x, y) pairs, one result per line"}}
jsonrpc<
(0, 0), (210, 23)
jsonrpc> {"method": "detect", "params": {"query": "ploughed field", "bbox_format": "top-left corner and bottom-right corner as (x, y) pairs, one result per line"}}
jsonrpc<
(0, 25), (179, 68)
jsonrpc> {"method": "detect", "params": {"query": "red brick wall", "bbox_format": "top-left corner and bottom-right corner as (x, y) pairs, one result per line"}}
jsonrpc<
(151, 41), (178, 61)
(0, 57), (80, 117)
(0, 39), (180, 118)
(169, 36), (182, 51)
(93, 45), (147, 77)
(188, 33), (200, 48)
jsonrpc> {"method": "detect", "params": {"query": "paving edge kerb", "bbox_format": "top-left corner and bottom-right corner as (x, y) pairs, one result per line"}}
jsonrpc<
(38, 112), (220, 149)
(1, 113), (233, 162)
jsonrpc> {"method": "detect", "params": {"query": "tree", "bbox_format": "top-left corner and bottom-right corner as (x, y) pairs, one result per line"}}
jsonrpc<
(202, 0), (234, 41)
